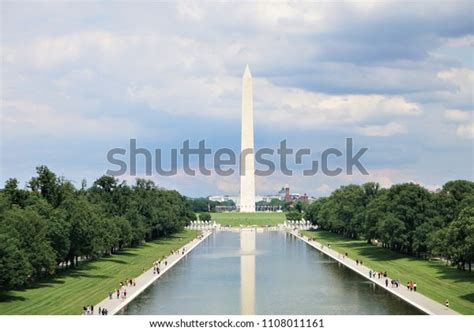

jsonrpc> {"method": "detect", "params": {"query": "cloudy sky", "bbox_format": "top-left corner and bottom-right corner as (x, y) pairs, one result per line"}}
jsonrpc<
(1, 1), (473, 197)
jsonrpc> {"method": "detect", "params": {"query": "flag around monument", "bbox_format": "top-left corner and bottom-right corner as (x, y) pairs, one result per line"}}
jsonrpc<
(239, 65), (256, 212)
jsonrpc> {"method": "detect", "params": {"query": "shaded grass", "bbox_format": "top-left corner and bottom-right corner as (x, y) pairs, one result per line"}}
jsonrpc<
(302, 230), (474, 315)
(211, 212), (285, 226)
(0, 230), (199, 315)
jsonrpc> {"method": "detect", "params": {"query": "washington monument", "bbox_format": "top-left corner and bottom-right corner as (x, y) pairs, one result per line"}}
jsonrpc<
(239, 65), (256, 212)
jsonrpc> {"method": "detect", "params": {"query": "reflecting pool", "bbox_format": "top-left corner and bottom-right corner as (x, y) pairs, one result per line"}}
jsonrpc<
(120, 231), (422, 315)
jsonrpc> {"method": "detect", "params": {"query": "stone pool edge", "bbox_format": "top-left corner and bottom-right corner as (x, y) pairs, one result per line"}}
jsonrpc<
(94, 230), (213, 315)
(288, 230), (459, 316)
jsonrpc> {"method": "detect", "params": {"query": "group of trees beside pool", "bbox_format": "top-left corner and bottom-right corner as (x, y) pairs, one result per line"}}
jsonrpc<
(0, 166), (195, 291)
(304, 180), (474, 271)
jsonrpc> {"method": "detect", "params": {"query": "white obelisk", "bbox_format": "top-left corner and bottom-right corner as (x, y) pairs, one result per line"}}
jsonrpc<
(240, 65), (256, 212)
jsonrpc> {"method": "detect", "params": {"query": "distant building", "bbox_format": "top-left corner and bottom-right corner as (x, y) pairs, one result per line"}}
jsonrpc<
(208, 195), (237, 203)
(277, 185), (309, 203)
(258, 195), (281, 203)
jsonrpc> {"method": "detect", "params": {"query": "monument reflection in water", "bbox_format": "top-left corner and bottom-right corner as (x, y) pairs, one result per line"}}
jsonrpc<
(240, 229), (256, 314)
(119, 231), (422, 315)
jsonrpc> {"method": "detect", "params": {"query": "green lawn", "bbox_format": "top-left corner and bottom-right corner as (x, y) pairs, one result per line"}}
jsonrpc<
(211, 212), (285, 226)
(301, 230), (474, 315)
(0, 230), (199, 315)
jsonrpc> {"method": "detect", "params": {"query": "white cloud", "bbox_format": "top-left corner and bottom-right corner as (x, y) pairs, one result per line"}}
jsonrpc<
(444, 35), (474, 47)
(316, 184), (332, 194)
(355, 122), (408, 137)
(443, 110), (473, 139)
(176, 1), (205, 21)
(437, 68), (474, 104)
(128, 74), (422, 132)
(6, 30), (124, 69)
(1, 100), (140, 139)
(456, 123), (474, 139)
(444, 109), (472, 122)
(255, 79), (422, 127)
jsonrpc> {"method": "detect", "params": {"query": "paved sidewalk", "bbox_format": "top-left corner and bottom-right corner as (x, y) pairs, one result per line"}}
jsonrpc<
(93, 231), (212, 315)
(290, 230), (459, 315)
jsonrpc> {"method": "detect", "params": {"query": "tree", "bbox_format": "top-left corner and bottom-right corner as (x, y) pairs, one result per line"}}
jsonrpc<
(64, 196), (101, 265)
(3, 178), (29, 207)
(305, 197), (327, 225)
(0, 167), (196, 288)
(377, 213), (408, 251)
(316, 185), (366, 238)
(435, 180), (474, 224)
(0, 225), (32, 289)
(286, 210), (302, 221)
(47, 210), (71, 265)
(2, 207), (56, 279)
(445, 206), (474, 271)
(28, 166), (60, 207)
(199, 212), (212, 222)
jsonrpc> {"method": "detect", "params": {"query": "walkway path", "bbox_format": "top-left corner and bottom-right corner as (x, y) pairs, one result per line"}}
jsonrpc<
(94, 231), (212, 315)
(289, 230), (459, 315)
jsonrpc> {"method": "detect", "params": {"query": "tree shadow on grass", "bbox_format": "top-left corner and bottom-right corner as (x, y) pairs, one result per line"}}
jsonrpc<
(111, 250), (139, 257)
(427, 263), (474, 284)
(460, 292), (474, 303)
(349, 245), (406, 262)
(0, 292), (26, 303)
(103, 258), (127, 265)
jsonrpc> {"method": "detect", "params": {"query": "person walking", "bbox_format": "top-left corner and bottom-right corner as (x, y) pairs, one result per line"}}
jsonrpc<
(369, 270), (372, 278)
(414, 282), (417, 292)
(385, 279), (389, 287)
(108, 290), (113, 299)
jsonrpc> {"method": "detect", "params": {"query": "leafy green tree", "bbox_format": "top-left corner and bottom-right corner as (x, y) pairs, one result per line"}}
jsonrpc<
(0, 167), (196, 287)
(47, 210), (71, 265)
(305, 197), (327, 225)
(3, 178), (29, 207)
(435, 180), (474, 224)
(286, 210), (302, 221)
(377, 213), (408, 251)
(2, 207), (56, 279)
(29, 166), (60, 207)
(364, 189), (388, 243)
(0, 224), (32, 289)
(445, 206), (474, 271)
(63, 196), (101, 265)
(199, 212), (212, 222)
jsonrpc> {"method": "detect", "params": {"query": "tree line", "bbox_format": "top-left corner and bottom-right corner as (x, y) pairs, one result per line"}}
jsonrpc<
(305, 180), (474, 271)
(0, 166), (196, 290)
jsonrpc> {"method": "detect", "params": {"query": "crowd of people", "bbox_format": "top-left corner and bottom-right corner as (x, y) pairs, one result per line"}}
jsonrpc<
(110, 279), (136, 302)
